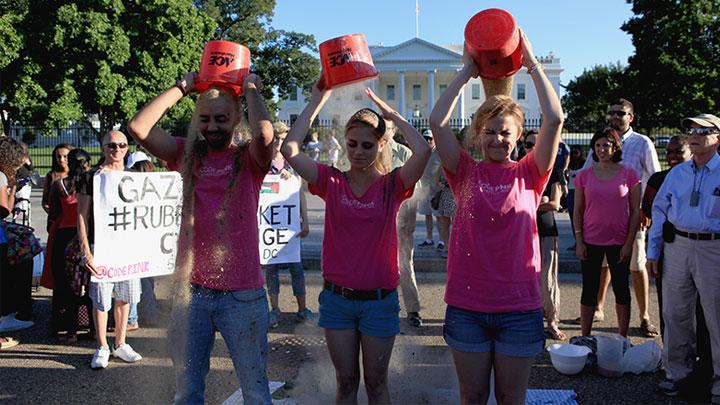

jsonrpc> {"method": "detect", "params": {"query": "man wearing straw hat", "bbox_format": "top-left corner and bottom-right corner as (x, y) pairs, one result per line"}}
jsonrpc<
(583, 98), (661, 338)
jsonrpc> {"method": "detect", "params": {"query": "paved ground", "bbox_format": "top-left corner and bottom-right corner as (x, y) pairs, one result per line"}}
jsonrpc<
(0, 190), (688, 404)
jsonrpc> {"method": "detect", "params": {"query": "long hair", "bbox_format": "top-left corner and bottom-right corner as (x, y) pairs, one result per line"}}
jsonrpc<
(468, 95), (525, 152)
(65, 149), (92, 192)
(345, 108), (391, 174)
(174, 86), (248, 292)
(51, 143), (75, 173)
(0, 137), (27, 187)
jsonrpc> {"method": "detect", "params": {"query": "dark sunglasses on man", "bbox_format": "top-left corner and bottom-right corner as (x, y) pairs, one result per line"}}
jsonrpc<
(104, 142), (128, 150)
(608, 110), (629, 117)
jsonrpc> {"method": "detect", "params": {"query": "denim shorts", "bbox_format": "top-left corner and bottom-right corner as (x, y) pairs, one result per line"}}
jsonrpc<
(262, 262), (306, 297)
(443, 305), (545, 357)
(317, 288), (400, 337)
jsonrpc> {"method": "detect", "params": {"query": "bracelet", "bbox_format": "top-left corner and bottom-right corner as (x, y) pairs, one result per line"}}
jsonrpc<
(527, 60), (543, 75)
(574, 230), (582, 234)
(175, 80), (187, 97)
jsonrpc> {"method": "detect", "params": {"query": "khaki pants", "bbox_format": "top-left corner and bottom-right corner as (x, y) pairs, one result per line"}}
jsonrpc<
(662, 235), (720, 395)
(539, 236), (560, 324)
(397, 199), (421, 313)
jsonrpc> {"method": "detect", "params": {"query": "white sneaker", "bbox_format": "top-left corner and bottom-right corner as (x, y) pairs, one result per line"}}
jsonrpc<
(91, 347), (111, 369)
(0, 314), (34, 333)
(112, 343), (142, 363)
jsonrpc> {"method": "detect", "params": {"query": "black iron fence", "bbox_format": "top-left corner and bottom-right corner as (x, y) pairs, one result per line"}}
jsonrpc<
(10, 118), (681, 175)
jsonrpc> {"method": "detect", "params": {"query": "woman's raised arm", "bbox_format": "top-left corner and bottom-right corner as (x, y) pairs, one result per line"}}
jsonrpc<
(281, 80), (332, 185)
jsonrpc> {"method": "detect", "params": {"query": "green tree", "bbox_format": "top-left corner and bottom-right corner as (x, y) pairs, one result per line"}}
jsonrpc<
(196, 0), (320, 111)
(561, 63), (627, 132)
(0, 0), (214, 141)
(622, 0), (720, 124)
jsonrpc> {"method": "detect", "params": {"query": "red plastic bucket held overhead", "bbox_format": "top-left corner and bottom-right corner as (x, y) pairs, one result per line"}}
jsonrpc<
(196, 40), (251, 95)
(464, 8), (524, 80)
(319, 34), (379, 89)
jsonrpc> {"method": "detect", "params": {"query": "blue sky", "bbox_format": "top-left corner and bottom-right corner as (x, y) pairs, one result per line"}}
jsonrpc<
(271, 1), (636, 88)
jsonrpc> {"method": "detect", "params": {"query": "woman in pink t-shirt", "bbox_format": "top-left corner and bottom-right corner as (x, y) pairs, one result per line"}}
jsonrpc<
(428, 31), (564, 404)
(282, 78), (429, 403)
(573, 127), (640, 337)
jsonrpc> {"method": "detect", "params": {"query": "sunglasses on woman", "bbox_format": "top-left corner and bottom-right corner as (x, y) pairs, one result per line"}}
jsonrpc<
(104, 142), (128, 150)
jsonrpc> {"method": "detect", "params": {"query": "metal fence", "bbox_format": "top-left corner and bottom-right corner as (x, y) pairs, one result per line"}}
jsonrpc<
(10, 118), (681, 175)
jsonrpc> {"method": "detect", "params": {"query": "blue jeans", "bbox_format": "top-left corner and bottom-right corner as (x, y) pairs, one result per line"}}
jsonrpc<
(172, 285), (271, 405)
(127, 278), (156, 324)
(263, 262), (306, 297)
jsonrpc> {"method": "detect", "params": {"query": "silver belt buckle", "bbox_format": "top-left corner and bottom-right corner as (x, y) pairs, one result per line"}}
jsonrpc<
(341, 287), (355, 299)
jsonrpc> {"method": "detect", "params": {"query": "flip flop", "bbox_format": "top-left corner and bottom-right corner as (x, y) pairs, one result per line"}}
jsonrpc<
(0, 337), (19, 350)
(640, 319), (659, 337)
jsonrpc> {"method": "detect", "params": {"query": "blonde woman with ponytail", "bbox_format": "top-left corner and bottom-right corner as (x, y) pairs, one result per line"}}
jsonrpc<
(127, 72), (274, 405)
(282, 78), (430, 404)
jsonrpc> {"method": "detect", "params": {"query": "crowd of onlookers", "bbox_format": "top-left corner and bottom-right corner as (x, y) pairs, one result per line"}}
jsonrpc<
(1, 93), (719, 403)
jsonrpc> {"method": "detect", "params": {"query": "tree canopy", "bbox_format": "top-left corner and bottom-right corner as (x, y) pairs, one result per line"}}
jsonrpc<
(1, 0), (319, 140)
(561, 63), (627, 132)
(621, 0), (719, 123)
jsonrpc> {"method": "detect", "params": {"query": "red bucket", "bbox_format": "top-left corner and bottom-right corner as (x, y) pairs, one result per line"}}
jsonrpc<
(464, 9), (523, 80)
(319, 34), (379, 89)
(196, 40), (251, 95)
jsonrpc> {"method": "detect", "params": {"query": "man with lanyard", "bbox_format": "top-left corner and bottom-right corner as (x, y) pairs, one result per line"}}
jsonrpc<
(647, 113), (720, 403)
(583, 98), (661, 337)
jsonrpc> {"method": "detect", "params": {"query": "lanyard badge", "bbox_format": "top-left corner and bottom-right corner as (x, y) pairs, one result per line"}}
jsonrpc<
(690, 191), (700, 207)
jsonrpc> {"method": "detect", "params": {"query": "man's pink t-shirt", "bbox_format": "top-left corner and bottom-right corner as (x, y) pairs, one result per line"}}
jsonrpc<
(168, 138), (268, 291)
(574, 164), (639, 246)
(444, 150), (550, 313)
(308, 164), (413, 290)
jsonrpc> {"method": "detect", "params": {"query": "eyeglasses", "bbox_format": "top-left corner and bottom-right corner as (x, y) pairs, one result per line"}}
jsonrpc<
(608, 110), (629, 117)
(665, 148), (687, 155)
(596, 142), (615, 149)
(686, 127), (720, 136)
(524, 142), (535, 148)
(104, 142), (128, 150)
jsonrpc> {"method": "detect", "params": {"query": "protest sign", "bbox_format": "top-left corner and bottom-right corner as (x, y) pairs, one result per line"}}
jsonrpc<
(92, 171), (183, 282)
(258, 174), (301, 265)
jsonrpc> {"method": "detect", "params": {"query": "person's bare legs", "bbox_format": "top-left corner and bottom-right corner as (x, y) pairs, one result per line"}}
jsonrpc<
(494, 353), (535, 405)
(616, 304), (631, 337)
(425, 214), (434, 241)
(450, 349), (493, 404)
(595, 266), (611, 320)
(325, 328), (361, 405)
(359, 334), (395, 404)
(438, 216), (451, 253)
(113, 300), (129, 347)
(631, 270), (650, 322)
(269, 294), (279, 310)
(94, 309), (108, 348)
(295, 295), (306, 313)
(580, 304), (596, 336)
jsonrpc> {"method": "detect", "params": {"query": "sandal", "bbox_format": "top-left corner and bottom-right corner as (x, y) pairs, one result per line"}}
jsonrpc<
(640, 319), (659, 337)
(0, 337), (19, 350)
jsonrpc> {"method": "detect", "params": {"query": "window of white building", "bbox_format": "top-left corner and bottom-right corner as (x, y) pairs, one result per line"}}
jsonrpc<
(413, 84), (421, 100)
(472, 84), (481, 100)
(439, 84), (447, 93)
(517, 84), (526, 100)
(289, 89), (297, 101)
(387, 85), (395, 100)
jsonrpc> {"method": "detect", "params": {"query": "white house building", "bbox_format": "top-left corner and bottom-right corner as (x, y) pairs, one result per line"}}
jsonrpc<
(278, 37), (562, 125)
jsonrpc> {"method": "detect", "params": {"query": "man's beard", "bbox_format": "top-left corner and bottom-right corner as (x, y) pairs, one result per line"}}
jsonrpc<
(203, 130), (232, 150)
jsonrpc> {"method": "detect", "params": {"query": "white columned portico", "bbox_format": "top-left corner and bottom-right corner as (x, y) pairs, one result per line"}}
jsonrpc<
(457, 81), (465, 121)
(428, 70), (435, 113)
(398, 71), (406, 118)
(368, 79), (377, 108)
